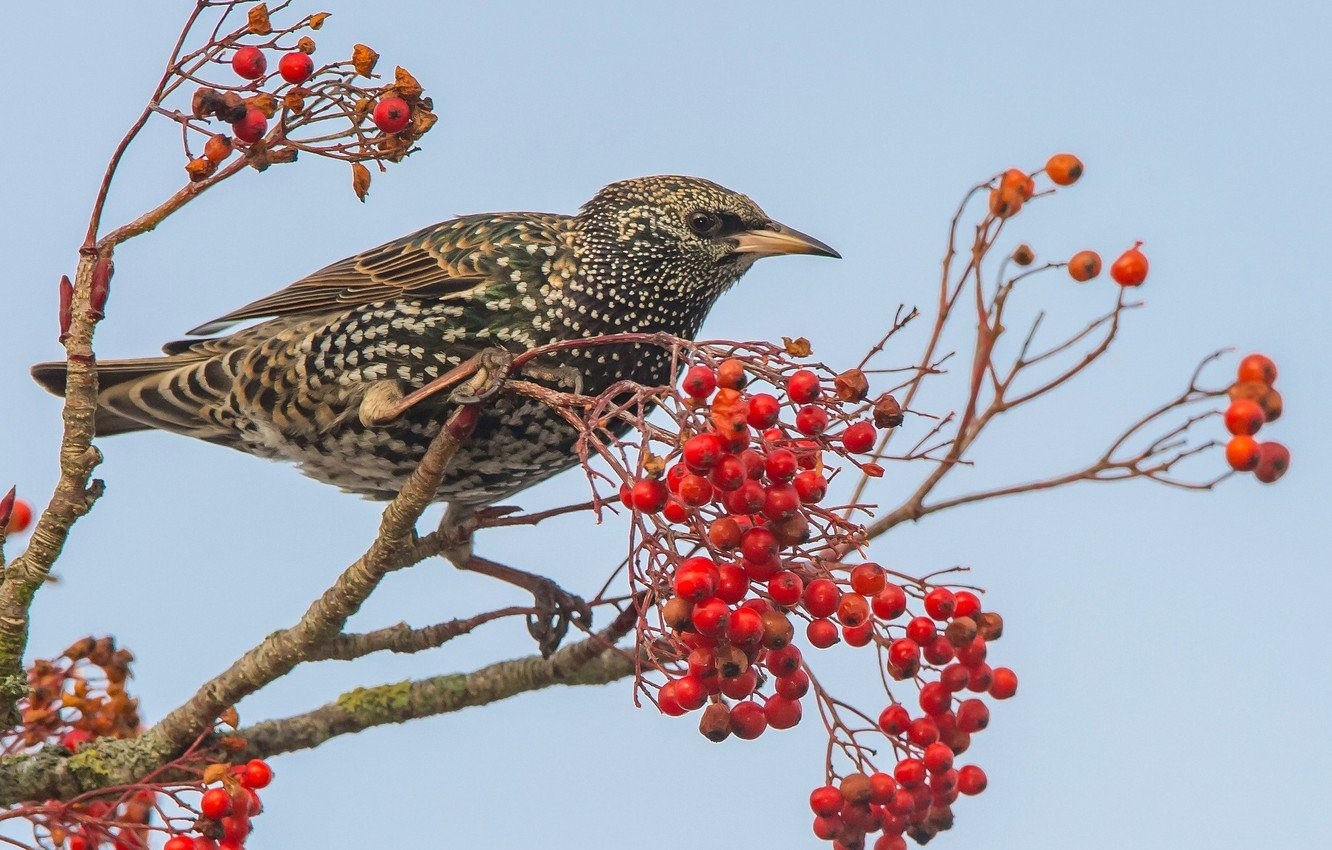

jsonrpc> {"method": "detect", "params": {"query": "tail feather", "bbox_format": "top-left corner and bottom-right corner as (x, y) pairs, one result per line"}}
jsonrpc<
(30, 355), (239, 445)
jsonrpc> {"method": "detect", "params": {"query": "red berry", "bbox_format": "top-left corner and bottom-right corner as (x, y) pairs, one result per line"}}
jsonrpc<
(940, 663), (970, 692)
(231, 106), (268, 143)
(775, 669), (810, 699)
(673, 557), (719, 600)
(952, 590), (982, 619)
(793, 469), (827, 504)
(811, 785), (843, 817)
(677, 473), (713, 507)
(957, 764), (987, 795)
(1225, 435), (1261, 472)
(739, 448), (765, 479)
(1254, 441), (1290, 483)
(1110, 241), (1149, 286)
(727, 606), (765, 646)
(739, 526), (778, 565)
(842, 620), (874, 646)
(768, 571), (803, 606)
(683, 433), (725, 472)
(720, 668), (758, 699)
(849, 563), (886, 595)
(631, 478), (669, 512)
(957, 636), (988, 667)
(874, 835), (907, 850)
(672, 675), (708, 711)
(193, 838), (219, 850)
(716, 357), (747, 390)
(729, 700), (766, 739)
(765, 644), (803, 678)
(764, 694), (802, 729)
(786, 369), (821, 403)
(723, 479), (765, 514)
(841, 421), (877, 454)
(200, 787), (233, 819)
(746, 393), (781, 428)
(966, 663), (994, 693)
(812, 815), (843, 841)
(762, 483), (801, 520)
(803, 578), (840, 619)
(691, 597), (730, 636)
(372, 96), (412, 133)
(657, 680), (686, 716)
(905, 616), (936, 643)
(764, 448), (798, 482)
(1237, 353), (1278, 385)
(662, 499), (688, 523)
(5, 498), (33, 534)
(240, 758), (273, 789)
(165, 838), (195, 850)
(923, 635), (956, 666)
(230, 46), (267, 80)
(887, 638), (919, 668)
(923, 741), (954, 774)
(955, 698), (990, 733)
(715, 562), (748, 604)
(894, 758), (927, 788)
(989, 666), (1018, 699)
(837, 592), (871, 627)
(877, 704), (910, 737)
(795, 405), (829, 435)
(277, 51), (314, 84)
(872, 584), (908, 620)
(806, 617), (839, 648)
(923, 587), (956, 620)
(1224, 398), (1265, 436)
(709, 454), (746, 491)
(919, 681), (952, 716)
(681, 365), (717, 398)
(907, 716), (939, 746)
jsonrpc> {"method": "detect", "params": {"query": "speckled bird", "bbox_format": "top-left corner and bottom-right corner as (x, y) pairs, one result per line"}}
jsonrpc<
(32, 175), (838, 507)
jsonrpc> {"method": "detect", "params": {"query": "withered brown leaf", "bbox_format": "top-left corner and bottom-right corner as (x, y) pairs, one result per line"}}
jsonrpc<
(782, 336), (812, 357)
(247, 3), (272, 35)
(352, 43), (379, 77)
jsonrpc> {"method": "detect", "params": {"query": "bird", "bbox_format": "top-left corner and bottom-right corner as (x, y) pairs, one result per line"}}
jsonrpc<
(32, 175), (838, 646)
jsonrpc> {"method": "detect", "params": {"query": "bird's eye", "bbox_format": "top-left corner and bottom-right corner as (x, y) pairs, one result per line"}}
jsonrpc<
(687, 210), (723, 237)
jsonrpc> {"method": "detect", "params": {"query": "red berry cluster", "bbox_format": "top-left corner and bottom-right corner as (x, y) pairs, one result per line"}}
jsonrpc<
(615, 352), (1012, 846)
(166, 759), (274, 850)
(1223, 353), (1290, 482)
(175, 8), (436, 189)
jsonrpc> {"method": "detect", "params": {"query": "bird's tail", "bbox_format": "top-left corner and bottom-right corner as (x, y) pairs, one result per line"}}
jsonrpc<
(31, 354), (239, 445)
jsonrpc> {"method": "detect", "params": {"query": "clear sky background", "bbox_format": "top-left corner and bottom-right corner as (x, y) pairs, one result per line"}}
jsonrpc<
(2, 2), (1328, 848)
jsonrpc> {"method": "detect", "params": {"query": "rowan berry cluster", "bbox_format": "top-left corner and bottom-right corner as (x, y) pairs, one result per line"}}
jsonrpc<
(614, 349), (1013, 847)
(1222, 353), (1290, 482)
(170, 2), (435, 197)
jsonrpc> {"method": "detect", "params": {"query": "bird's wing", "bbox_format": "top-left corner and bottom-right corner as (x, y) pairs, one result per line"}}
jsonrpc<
(186, 212), (568, 336)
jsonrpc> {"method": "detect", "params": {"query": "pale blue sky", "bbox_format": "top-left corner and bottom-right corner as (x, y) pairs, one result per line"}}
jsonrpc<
(2, 2), (1328, 848)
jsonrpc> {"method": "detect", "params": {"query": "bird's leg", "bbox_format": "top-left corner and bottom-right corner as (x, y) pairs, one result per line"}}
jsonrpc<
(358, 348), (514, 426)
(439, 504), (592, 657)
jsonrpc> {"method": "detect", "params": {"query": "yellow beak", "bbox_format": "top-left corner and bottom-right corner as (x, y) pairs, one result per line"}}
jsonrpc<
(731, 222), (841, 259)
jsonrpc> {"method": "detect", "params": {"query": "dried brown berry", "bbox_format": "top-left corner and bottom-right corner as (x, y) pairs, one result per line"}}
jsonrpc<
(218, 92), (248, 123)
(191, 86), (223, 119)
(699, 703), (732, 742)
(297, 36), (316, 54)
(662, 596), (693, 631)
(975, 611), (1004, 641)
(840, 773), (873, 805)
(872, 394), (904, 428)
(247, 2), (272, 35)
(351, 161), (371, 202)
(944, 616), (978, 647)
(834, 368), (870, 402)
(351, 43), (380, 76)
(1012, 243), (1035, 266)
(203, 134), (233, 163)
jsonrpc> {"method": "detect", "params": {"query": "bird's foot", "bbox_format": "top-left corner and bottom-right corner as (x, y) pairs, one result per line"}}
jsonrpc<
(448, 348), (514, 404)
(519, 362), (584, 396)
(457, 553), (592, 657)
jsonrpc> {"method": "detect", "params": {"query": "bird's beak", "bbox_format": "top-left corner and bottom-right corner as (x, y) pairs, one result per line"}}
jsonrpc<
(731, 221), (841, 259)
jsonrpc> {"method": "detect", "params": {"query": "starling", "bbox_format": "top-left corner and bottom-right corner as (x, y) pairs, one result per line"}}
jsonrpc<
(33, 175), (838, 507)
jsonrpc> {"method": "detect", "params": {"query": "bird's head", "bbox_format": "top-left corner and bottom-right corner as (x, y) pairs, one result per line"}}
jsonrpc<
(574, 175), (839, 311)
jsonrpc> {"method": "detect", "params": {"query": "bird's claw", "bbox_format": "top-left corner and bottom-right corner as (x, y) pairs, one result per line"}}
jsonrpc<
(525, 578), (593, 657)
